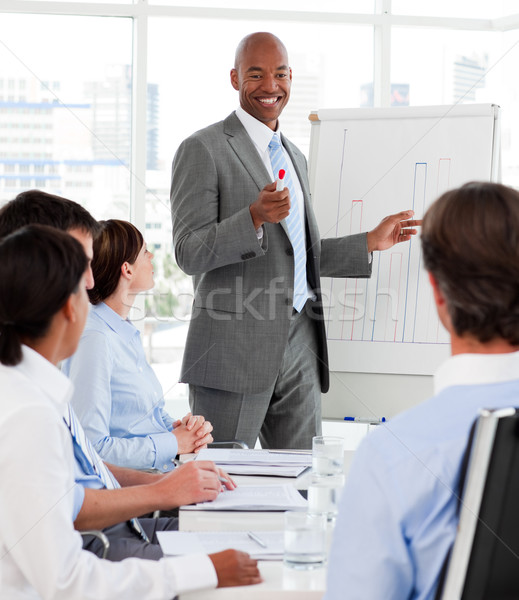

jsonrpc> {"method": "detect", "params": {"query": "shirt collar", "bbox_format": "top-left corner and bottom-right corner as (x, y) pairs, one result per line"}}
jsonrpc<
(434, 350), (519, 395)
(15, 345), (73, 409)
(91, 302), (139, 344)
(235, 106), (281, 155)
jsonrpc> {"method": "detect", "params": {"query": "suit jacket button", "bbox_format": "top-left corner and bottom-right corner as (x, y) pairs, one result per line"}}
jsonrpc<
(285, 298), (291, 305)
(286, 247), (294, 256)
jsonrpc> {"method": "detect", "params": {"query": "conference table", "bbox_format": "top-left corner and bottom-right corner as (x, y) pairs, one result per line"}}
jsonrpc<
(177, 452), (356, 600)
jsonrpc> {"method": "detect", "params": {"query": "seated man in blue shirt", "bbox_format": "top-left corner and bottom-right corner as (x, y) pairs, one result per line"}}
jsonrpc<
(325, 181), (519, 600)
(0, 190), (235, 562)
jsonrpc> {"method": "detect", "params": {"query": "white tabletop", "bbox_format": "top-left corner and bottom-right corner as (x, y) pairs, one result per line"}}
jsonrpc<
(176, 451), (357, 599)
(179, 561), (327, 600)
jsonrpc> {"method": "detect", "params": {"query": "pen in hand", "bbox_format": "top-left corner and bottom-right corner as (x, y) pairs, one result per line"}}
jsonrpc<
(276, 169), (286, 192)
(217, 468), (236, 490)
(218, 475), (237, 492)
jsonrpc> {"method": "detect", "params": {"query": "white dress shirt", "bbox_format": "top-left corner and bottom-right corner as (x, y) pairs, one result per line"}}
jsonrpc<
(0, 345), (217, 599)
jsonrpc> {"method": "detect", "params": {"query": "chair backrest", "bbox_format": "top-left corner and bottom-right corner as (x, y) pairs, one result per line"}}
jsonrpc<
(439, 406), (519, 600)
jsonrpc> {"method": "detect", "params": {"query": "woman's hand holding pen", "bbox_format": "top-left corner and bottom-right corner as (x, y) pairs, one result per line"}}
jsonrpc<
(217, 467), (236, 491)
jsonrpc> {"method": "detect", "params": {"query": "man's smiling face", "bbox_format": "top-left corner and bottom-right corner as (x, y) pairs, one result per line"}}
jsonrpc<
(231, 33), (292, 131)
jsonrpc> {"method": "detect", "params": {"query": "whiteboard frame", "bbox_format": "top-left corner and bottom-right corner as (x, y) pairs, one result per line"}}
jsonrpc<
(309, 104), (501, 188)
(308, 104), (501, 378)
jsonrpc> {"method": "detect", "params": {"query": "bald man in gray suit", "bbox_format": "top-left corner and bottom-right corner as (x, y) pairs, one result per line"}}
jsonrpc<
(171, 32), (419, 449)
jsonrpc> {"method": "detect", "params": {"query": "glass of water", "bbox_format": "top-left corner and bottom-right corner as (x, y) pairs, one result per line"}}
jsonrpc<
(283, 511), (327, 570)
(307, 475), (345, 522)
(312, 436), (344, 478)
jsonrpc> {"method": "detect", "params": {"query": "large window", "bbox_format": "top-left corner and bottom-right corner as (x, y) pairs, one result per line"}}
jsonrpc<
(0, 14), (133, 218)
(392, 26), (519, 186)
(2, 2), (519, 416)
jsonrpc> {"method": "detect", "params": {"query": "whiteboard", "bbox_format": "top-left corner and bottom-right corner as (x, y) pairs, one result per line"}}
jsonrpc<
(309, 104), (500, 376)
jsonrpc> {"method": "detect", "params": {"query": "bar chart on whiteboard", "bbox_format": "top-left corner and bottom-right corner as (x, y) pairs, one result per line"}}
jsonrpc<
(310, 105), (499, 375)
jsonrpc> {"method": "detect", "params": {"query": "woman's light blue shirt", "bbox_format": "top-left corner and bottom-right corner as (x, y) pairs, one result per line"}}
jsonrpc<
(62, 302), (178, 471)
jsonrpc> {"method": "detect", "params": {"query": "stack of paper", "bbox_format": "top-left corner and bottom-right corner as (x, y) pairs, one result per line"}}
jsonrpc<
(182, 484), (307, 511)
(195, 448), (312, 477)
(157, 530), (284, 560)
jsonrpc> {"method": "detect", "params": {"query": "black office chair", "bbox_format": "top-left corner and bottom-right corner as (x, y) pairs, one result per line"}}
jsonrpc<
(436, 406), (519, 600)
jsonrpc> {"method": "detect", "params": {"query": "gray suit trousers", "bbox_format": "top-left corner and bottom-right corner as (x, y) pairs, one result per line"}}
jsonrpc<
(190, 302), (322, 449)
(82, 516), (178, 561)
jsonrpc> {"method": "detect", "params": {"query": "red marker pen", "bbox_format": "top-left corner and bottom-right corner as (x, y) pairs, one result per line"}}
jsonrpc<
(276, 169), (286, 192)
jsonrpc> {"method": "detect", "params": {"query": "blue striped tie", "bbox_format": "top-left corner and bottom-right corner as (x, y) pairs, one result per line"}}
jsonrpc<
(268, 133), (308, 312)
(64, 405), (150, 543)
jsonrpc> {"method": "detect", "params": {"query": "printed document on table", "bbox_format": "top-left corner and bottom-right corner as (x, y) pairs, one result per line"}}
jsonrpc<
(219, 464), (308, 477)
(181, 484), (307, 511)
(157, 530), (284, 560)
(196, 448), (311, 467)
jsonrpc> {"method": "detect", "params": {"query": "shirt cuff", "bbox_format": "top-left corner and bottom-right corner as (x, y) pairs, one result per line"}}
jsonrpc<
(71, 482), (86, 521)
(150, 432), (179, 472)
(167, 553), (218, 593)
(256, 225), (264, 240)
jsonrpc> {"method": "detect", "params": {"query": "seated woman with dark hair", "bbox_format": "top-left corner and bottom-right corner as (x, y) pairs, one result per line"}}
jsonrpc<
(0, 223), (260, 599)
(63, 219), (213, 472)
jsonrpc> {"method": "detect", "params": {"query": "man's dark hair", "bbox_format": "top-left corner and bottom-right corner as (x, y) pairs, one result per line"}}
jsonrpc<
(0, 224), (87, 366)
(422, 181), (519, 345)
(0, 190), (100, 239)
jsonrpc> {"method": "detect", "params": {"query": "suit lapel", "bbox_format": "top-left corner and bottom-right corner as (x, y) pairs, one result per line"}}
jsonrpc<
(224, 113), (270, 192)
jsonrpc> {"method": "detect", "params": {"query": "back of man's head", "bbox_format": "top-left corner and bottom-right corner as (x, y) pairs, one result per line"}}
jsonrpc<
(422, 181), (519, 345)
(0, 189), (99, 239)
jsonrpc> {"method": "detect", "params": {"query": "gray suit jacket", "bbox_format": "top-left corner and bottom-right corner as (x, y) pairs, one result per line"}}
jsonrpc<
(171, 112), (372, 394)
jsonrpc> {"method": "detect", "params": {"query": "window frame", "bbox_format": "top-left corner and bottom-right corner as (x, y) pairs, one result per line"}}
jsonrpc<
(1, 0), (516, 231)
